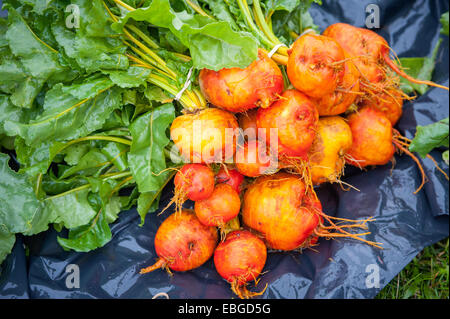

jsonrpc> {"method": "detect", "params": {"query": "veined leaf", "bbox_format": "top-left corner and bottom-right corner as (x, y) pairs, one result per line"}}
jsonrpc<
(105, 66), (152, 88)
(57, 210), (112, 252)
(127, 103), (175, 193)
(57, 148), (110, 179)
(51, 0), (129, 73)
(0, 95), (25, 135)
(5, 6), (65, 80)
(100, 142), (129, 172)
(0, 153), (55, 235)
(409, 117), (449, 158)
(0, 49), (46, 109)
(264, 0), (302, 13)
(4, 76), (122, 145)
(56, 177), (129, 252)
(137, 170), (175, 225)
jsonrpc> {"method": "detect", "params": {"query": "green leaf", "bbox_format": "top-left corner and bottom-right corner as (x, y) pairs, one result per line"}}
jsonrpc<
(127, 103), (175, 193)
(23, 0), (53, 14)
(0, 95), (24, 135)
(56, 177), (128, 252)
(4, 76), (122, 145)
(441, 11), (449, 36)
(409, 117), (449, 158)
(86, 177), (130, 223)
(143, 85), (171, 103)
(0, 18), (8, 47)
(41, 174), (88, 196)
(443, 150), (449, 165)
(62, 143), (91, 166)
(43, 186), (97, 229)
(265, 0), (301, 13)
(113, 0), (259, 70)
(0, 135), (15, 151)
(399, 39), (441, 95)
(0, 153), (55, 235)
(197, 0), (240, 30)
(57, 148), (110, 179)
(105, 66), (151, 88)
(15, 138), (65, 178)
(5, 6), (66, 80)
(136, 169), (176, 226)
(57, 210), (112, 252)
(50, 0), (129, 74)
(270, 1), (321, 44)
(0, 225), (16, 268)
(158, 28), (189, 53)
(0, 48), (46, 109)
(0, 227), (15, 268)
(137, 190), (162, 225)
(100, 142), (130, 172)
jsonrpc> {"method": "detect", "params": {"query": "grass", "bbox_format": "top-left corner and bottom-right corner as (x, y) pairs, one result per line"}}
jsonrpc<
(376, 238), (449, 299)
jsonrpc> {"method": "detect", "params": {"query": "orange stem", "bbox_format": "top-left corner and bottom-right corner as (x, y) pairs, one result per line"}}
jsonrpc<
(383, 51), (449, 91)
(426, 154), (449, 180)
(392, 139), (427, 194)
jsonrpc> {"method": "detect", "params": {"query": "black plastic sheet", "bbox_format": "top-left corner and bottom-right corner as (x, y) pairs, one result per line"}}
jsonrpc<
(0, 0), (449, 299)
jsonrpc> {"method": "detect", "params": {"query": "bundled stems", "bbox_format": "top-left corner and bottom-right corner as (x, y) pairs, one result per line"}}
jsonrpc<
(103, 0), (207, 111)
(183, 0), (288, 64)
(236, 0), (289, 59)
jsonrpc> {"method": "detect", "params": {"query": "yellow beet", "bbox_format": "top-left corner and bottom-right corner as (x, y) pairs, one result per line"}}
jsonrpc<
(170, 108), (239, 164)
(309, 116), (352, 185)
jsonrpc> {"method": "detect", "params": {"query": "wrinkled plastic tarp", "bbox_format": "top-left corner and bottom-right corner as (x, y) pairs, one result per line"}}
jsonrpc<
(0, 0), (449, 299)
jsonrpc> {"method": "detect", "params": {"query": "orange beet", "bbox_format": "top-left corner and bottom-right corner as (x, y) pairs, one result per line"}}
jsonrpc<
(346, 107), (395, 167)
(312, 57), (361, 116)
(235, 139), (277, 177)
(323, 23), (386, 85)
(174, 164), (215, 201)
(242, 172), (383, 250)
(358, 87), (403, 125)
(214, 230), (267, 299)
(140, 210), (218, 274)
(195, 183), (241, 227)
(215, 167), (245, 193)
(256, 89), (319, 159)
(287, 34), (346, 98)
(242, 172), (321, 251)
(170, 108), (239, 164)
(323, 23), (448, 91)
(346, 107), (429, 194)
(237, 109), (259, 140)
(199, 49), (284, 113)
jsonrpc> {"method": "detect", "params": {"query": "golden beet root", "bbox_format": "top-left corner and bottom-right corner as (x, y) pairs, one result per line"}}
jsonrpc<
(199, 49), (284, 113)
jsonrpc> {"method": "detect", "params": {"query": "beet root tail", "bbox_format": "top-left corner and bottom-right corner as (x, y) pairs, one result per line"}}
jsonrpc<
(230, 279), (268, 299)
(383, 51), (449, 91)
(392, 130), (428, 194)
(139, 258), (167, 275)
